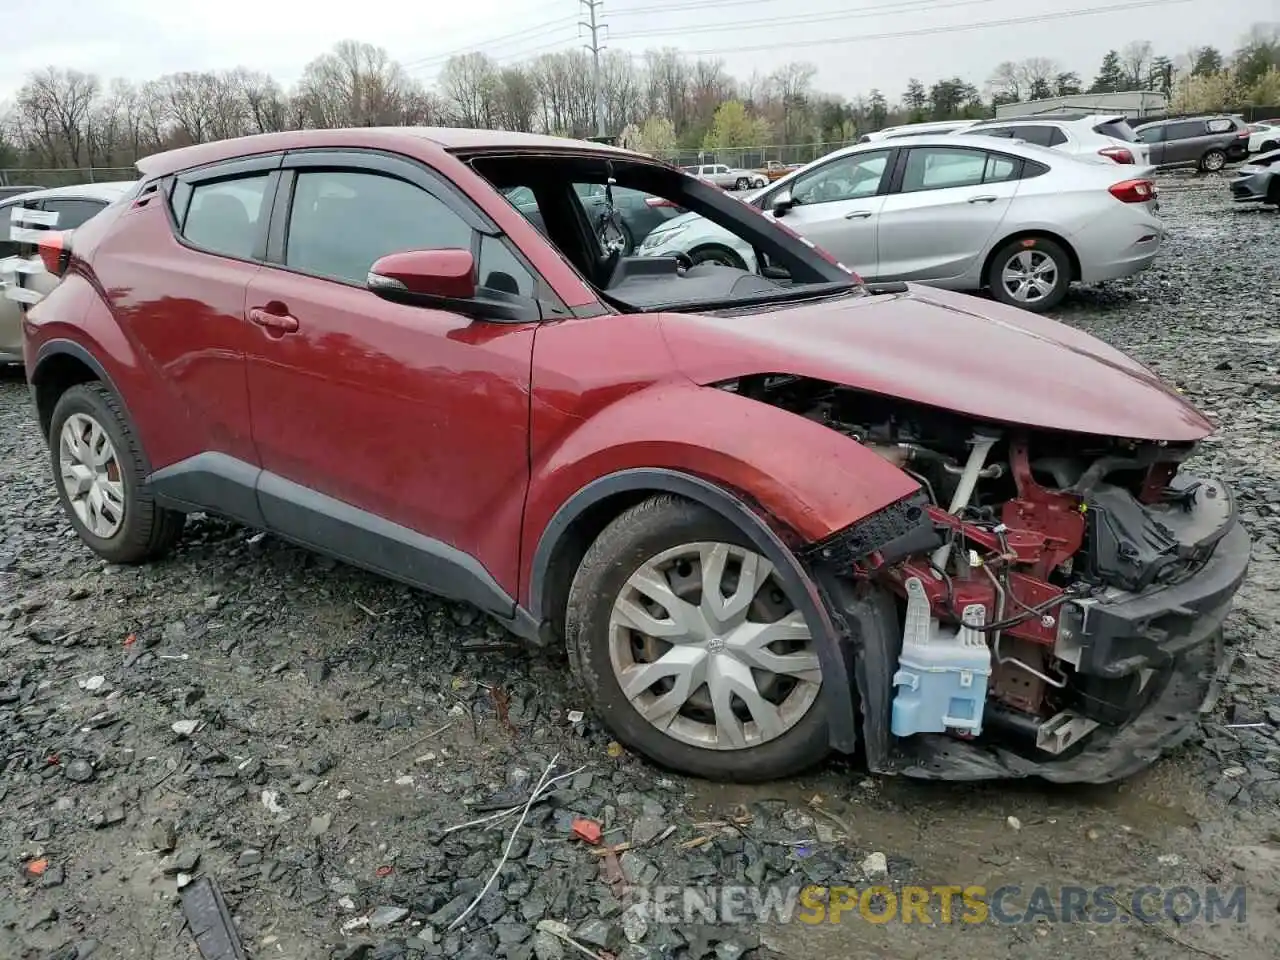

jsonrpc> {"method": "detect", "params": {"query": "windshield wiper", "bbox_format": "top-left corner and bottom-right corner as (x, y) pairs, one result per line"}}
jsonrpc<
(634, 281), (863, 315)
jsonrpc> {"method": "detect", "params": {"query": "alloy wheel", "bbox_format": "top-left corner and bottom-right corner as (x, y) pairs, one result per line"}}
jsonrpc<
(58, 412), (126, 538)
(607, 541), (822, 750)
(1001, 249), (1058, 304)
(1204, 151), (1226, 171)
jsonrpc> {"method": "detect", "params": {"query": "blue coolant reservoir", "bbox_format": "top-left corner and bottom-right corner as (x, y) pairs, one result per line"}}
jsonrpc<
(891, 577), (992, 737)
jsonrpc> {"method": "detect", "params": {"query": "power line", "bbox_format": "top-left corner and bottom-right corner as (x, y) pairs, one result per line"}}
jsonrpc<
(608, 0), (996, 18)
(616, 0), (1199, 56)
(402, 15), (578, 71)
(609, 0), (1011, 40)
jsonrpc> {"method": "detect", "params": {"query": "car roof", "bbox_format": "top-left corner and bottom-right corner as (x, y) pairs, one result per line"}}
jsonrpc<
(974, 113), (1125, 126)
(136, 127), (643, 179)
(1135, 114), (1236, 129)
(0, 181), (137, 203)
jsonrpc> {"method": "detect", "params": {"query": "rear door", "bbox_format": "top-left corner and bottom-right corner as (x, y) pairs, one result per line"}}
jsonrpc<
(1165, 120), (1209, 164)
(874, 145), (1022, 282)
(766, 148), (893, 275)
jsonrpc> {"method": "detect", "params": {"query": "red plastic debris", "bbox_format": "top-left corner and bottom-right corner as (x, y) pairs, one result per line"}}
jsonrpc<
(46, 754), (60, 766)
(375, 865), (393, 878)
(24, 858), (49, 879)
(124, 633), (137, 647)
(571, 818), (602, 845)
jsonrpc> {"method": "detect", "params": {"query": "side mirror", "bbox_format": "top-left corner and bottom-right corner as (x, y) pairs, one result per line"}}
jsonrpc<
(366, 248), (540, 324)
(368, 248), (477, 300)
(770, 190), (795, 216)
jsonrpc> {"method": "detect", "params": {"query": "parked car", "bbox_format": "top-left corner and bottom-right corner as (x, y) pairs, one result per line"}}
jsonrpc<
(686, 163), (767, 190)
(502, 183), (685, 255)
(963, 114), (1150, 165)
(1133, 115), (1250, 171)
(1245, 121), (1280, 154)
(1228, 147), (1280, 207)
(0, 181), (136, 364)
(638, 135), (1163, 312)
(858, 119), (980, 142)
(23, 127), (1246, 785)
(756, 160), (799, 181)
(0, 185), (40, 202)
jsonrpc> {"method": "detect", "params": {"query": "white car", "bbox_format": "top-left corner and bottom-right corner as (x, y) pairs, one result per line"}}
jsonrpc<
(858, 119), (981, 142)
(637, 134), (1163, 313)
(962, 114), (1150, 166)
(1246, 121), (1280, 154)
(683, 163), (767, 190)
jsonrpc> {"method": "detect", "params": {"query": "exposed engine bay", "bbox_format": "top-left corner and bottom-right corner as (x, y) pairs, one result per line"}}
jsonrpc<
(718, 374), (1242, 771)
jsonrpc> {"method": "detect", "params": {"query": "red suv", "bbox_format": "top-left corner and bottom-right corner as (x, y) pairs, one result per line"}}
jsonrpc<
(22, 128), (1248, 784)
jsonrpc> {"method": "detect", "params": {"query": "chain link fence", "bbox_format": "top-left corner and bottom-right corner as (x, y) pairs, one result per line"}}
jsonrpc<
(0, 167), (137, 189)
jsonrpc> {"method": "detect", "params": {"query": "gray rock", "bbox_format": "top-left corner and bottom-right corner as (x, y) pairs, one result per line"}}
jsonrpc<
(63, 759), (95, 783)
(530, 932), (564, 960)
(237, 849), (263, 867)
(631, 813), (666, 847)
(573, 919), (621, 952)
(368, 905), (409, 929)
(310, 813), (333, 836)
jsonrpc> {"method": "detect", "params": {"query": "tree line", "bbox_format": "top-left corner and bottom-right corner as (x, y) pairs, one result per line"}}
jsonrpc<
(1, 23), (1276, 172)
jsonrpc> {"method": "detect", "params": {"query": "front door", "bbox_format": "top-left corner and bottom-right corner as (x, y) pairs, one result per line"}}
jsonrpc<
(767, 148), (892, 276)
(242, 153), (542, 606)
(874, 145), (1020, 283)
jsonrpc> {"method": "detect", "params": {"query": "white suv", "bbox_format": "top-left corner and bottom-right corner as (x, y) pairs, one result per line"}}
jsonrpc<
(961, 114), (1150, 167)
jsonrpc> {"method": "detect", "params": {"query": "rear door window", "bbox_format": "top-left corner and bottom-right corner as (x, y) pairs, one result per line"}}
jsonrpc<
(900, 147), (987, 193)
(1165, 120), (1207, 141)
(182, 175), (271, 259)
(1013, 126), (1066, 148)
(1093, 118), (1138, 142)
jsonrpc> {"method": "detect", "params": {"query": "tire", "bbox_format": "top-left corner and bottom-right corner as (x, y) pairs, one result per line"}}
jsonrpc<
(597, 220), (634, 256)
(1199, 149), (1227, 172)
(564, 495), (831, 782)
(734, 177), (751, 190)
(688, 244), (747, 270)
(1261, 140), (1279, 154)
(986, 235), (1071, 313)
(48, 382), (184, 564)
(753, 177), (768, 188)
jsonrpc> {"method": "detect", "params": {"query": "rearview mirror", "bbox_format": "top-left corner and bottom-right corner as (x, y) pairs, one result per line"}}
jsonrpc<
(367, 248), (477, 300)
(367, 248), (541, 324)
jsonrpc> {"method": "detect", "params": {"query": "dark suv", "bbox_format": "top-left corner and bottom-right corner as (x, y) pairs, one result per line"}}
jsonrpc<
(1134, 115), (1250, 171)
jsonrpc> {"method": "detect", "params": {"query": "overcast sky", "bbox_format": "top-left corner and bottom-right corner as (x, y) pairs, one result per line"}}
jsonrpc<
(1, 0), (1274, 105)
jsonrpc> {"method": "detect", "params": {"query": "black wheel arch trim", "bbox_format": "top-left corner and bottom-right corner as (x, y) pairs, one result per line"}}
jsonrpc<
(528, 467), (859, 753)
(29, 339), (129, 437)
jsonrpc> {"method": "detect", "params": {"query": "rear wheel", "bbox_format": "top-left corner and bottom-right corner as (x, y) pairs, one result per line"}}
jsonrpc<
(987, 236), (1071, 313)
(49, 383), (184, 564)
(564, 496), (830, 781)
(1199, 149), (1227, 172)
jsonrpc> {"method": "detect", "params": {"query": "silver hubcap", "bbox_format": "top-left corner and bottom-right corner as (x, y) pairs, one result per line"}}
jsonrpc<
(608, 541), (822, 750)
(1001, 249), (1058, 303)
(58, 413), (126, 538)
(1205, 153), (1224, 170)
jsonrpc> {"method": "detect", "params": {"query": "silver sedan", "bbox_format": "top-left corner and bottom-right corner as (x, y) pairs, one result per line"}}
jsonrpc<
(640, 135), (1165, 312)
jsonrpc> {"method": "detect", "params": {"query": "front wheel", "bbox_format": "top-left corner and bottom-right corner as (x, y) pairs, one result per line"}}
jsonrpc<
(688, 244), (747, 270)
(49, 383), (185, 564)
(564, 496), (830, 782)
(987, 236), (1071, 313)
(734, 177), (751, 190)
(1260, 140), (1278, 154)
(1200, 149), (1227, 172)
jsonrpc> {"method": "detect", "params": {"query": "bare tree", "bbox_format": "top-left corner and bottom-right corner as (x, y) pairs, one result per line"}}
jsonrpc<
(439, 53), (499, 128)
(14, 68), (100, 166)
(1018, 57), (1058, 100)
(988, 61), (1022, 101)
(241, 72), (291, 134)
(1122, 40), (1154, 90)
(295, 40), (413, 128)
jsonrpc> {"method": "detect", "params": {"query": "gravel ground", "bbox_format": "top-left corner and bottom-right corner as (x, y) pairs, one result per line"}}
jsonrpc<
(2, 172), (1278, 960)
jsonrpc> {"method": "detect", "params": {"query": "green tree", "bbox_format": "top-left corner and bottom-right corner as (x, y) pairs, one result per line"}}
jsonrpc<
(702, 100), (770, 149)
(1191, 46), (1223, 76)
(868, 89), (888, 131)
(1148, 55), (1174, 95)
(903, 78), (927, 121)
(1233, 25), (1280, 88)
(1246, 66), (1280, 106)
(1054, 71), (1083, 96)
(633, 116), (677, 157)
(1090, 50), (1125, 92)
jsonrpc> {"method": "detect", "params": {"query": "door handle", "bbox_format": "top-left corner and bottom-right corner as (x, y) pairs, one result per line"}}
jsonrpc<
(844, 210), (873, 219)
(967, 195), (998, 204)
(249, 307), (299, 334)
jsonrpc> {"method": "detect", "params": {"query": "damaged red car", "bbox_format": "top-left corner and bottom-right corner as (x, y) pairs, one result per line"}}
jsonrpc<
(22, 128), (1249, 784)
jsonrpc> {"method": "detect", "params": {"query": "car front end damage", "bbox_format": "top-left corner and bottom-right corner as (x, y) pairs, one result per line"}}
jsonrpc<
(719, 375), (1250, 783)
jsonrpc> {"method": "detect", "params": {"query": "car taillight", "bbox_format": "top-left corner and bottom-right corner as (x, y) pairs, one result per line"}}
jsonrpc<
(1098, 146), (1135, 163)
(37, 231), (71, 277)
(644, 197), (676, 208)
(1108, 179), (1156, 203)
(1236, 128), (1249, 138)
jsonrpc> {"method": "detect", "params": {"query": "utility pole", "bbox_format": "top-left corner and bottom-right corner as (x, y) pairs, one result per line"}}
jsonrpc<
(579, 0), (607, 138)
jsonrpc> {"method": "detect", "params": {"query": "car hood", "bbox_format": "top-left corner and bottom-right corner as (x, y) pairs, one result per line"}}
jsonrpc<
(660, 284), (1214, 442)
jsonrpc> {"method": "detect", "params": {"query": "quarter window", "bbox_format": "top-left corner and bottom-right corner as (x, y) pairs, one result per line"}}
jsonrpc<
(900, 148), (987, 192)
(183, 174), (271, 259)
(983, 154), (1022, 182)
(40, 198), (106, 231)
(285, 170), (472, 285)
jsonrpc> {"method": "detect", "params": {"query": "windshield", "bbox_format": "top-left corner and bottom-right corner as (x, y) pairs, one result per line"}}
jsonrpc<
(476, 154), (859, 314)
